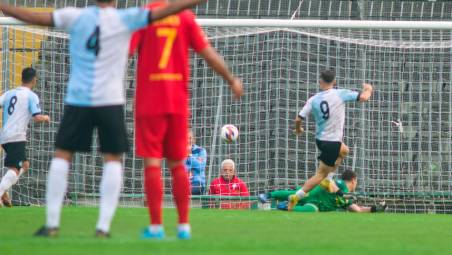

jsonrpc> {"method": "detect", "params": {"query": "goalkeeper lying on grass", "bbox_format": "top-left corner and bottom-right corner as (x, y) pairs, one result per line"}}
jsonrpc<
(259, 170), (386, 213)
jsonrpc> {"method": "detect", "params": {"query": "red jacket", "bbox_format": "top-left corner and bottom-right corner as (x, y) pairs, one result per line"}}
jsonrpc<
(208, 176), (250, 209)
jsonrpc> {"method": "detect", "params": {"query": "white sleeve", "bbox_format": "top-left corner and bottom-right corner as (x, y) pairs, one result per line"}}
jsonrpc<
(53, 7), (82, 30)
(299, 97), (313, 119)
(0, 94), (5, 108)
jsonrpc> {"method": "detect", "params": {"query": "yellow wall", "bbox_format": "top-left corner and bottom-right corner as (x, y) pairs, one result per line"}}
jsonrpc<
(0, 8), (53, 128)
(0, 8), (53, 90)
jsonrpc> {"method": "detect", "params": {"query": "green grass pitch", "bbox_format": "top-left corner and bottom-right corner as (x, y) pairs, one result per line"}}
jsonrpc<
(1, 207), (451, 255)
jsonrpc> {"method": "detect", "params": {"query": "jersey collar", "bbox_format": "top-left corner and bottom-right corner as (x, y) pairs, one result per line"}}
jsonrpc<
(17, 86), (31, 91)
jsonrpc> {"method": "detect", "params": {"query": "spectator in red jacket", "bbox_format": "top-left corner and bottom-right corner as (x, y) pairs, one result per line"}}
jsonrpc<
(208, 159), (250, 209)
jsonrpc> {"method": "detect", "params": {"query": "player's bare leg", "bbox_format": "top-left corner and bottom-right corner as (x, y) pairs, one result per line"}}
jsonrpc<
(334, 143), (349, 168)
(95, 153), (123, 238)
(290, 143), (350, 211)
(35, 149), (73, 237)
(168, 159), (191, 240)
(142, 158), (165, 239)
(288, 162), (335, 211)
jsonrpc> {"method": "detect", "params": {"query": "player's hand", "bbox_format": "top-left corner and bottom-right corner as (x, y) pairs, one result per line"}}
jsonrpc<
(42, 115), (50, 123)
(362, 83), (373, 90)
(293, 126), (304, 136)
(230, 77), (244, 99)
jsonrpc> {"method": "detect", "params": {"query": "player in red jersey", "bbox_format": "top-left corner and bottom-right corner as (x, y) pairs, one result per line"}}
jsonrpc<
(129, 0), (243, 240)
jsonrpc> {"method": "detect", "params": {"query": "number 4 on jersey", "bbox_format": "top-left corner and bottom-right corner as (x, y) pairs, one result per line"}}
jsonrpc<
(86, 26), (101, 56)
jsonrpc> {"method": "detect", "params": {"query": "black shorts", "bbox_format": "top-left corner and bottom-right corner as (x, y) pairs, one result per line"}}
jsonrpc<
(315, 139), (342, 167)
(2, 142), (27, 169)
(55, 105), (129, 154)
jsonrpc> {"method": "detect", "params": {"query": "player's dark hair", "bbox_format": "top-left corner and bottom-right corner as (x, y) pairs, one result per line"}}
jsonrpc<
(320, 69), (336, 84)
(22, 67), (37, 84)
(341, 170), (357, 182)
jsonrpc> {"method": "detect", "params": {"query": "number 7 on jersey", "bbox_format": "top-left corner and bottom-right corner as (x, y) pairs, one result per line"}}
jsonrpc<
(156, 28), (178, 69)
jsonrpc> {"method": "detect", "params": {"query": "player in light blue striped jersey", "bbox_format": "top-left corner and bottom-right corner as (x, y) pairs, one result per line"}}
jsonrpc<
(288, 70), (373, 211)
(0, 67), (50, 207)
(0, 0), (204, 238)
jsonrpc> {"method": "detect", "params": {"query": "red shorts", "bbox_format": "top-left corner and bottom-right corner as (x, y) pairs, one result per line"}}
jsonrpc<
(135, 114), (188, 160)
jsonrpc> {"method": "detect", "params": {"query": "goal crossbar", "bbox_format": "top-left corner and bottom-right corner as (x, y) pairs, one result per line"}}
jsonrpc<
(2, 17), (452, 29)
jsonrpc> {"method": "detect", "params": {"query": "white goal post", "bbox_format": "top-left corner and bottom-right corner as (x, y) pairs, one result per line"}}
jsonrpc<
(2, 17), (452, 29)
(0, 17), (451, 213)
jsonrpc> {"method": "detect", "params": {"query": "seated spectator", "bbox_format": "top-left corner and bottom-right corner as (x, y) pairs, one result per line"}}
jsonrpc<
(185, 130), (207, 195)
(209, 159), (249, 209)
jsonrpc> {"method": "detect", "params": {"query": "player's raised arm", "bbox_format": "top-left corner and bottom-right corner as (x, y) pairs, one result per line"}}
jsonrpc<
(198, 47), (244, 99)
(0, 4), (53, 26)
(150, 0), (205, 22)
(358, 83), (373, 102)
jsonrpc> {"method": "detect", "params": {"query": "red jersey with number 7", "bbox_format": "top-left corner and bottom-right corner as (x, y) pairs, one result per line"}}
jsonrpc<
(130, 2), (209, 117)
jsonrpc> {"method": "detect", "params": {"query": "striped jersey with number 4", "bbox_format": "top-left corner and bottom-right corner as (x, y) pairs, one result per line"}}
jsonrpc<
(299, 88), (359, 142)
(52, 6), (151, 107)
(129, 2), (210, 116)
(0, 87), (42, 144)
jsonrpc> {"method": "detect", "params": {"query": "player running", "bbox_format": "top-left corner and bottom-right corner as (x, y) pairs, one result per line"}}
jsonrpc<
(259, 170), (387, 213)
(0, 67), (50, 208)
(129, 0), (243, 240)
(0, 0), (205, 237)
(289, 70), (373, 211)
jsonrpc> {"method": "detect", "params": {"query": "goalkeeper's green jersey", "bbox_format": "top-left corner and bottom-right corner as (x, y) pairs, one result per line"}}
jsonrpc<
(299, 179), (353, 211)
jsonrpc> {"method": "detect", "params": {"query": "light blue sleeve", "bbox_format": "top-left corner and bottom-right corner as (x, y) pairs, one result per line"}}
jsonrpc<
(338, 89), (359, 103)
(28, 93), (42, 116)
(118, 8), (151, 32)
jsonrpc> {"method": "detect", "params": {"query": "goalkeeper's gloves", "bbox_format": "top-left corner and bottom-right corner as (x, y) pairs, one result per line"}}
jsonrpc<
(371, 201), (387, 213)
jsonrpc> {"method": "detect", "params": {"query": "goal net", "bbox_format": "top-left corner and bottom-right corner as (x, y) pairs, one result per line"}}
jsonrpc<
(1, 19), (451, 213)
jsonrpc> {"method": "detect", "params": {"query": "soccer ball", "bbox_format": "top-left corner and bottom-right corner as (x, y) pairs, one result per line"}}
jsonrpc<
(220, 124), (239, 143)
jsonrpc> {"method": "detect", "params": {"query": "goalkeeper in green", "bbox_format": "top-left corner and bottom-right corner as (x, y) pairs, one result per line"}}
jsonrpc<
(259, 170), (386, 213)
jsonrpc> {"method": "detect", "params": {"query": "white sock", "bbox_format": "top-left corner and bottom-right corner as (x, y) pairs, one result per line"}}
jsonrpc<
(96, 161), (123, 233)
(0, 169), (19, 197)
(149, 224), (164, 233)
(178, 224), (191, 233)
(295, 189), (306, 199)
(326, 172), (335, 182)
(46, 158), (70, 228)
